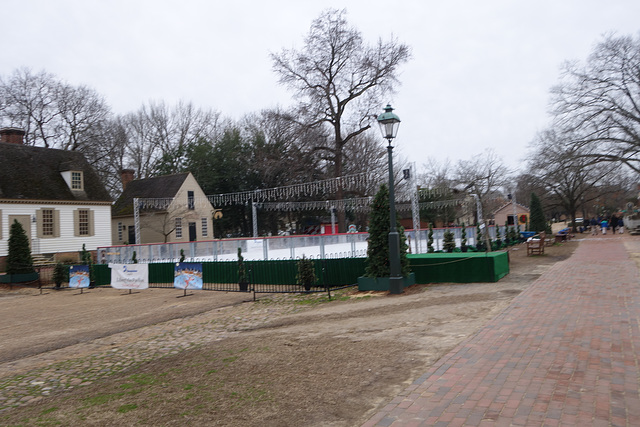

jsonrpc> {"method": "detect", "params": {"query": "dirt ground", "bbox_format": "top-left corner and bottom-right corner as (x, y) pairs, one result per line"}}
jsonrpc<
(0, 238), (578, 426)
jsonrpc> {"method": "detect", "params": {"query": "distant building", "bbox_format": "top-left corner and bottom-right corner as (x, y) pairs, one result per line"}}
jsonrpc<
(0, 127), (113, 266)
(493, 202), (530, 228)
(111, 171), (214, 245)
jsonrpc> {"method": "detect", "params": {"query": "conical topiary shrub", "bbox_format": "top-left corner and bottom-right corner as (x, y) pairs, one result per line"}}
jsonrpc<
(7, 220), (34, 275)
(364, 184), (410, 278)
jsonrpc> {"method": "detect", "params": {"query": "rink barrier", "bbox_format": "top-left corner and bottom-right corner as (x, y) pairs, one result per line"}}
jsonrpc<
(86, 257), (366, 294)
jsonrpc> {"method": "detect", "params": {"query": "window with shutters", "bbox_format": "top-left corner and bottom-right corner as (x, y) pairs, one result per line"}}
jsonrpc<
(78, 209), (89, 236)
(42, 209), (54, 236)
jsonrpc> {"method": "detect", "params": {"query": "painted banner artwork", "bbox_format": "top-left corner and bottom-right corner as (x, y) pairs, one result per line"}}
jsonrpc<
(110, 263), (149, 289)
(69, 265), (90, 288)
(174, 263), (203, 290)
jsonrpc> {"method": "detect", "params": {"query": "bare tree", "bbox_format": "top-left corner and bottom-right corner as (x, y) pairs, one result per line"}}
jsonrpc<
(454, 149), (510, 214)
(271, 8), (410, 230)
(118, 101), (221, 179)
(0, 68), (111, 150)
(527, 129), (619, 230)
(551, 33), (640, 173)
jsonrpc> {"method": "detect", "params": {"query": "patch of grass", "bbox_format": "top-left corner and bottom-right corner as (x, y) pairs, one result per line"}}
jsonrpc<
(40, 407), (58, 415)
(83, 392), (125, 407)
(128, 373), (157, 386)
(117, 403), (138, 413)
(183, 384), (194, 390)
(222, 356), (238, 364)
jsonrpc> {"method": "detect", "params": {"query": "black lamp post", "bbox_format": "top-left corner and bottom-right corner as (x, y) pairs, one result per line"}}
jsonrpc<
(377, 104), (403, 295)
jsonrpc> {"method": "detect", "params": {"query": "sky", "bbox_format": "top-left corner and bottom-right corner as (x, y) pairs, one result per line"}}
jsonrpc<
(2, 0), (640, 174)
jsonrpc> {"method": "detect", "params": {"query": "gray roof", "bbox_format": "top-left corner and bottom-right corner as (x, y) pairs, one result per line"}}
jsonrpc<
(0, 142), (112, 202)
(112, 173), (190, 217)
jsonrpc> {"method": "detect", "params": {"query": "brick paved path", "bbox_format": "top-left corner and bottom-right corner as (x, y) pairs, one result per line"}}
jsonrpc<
(364, 236), (640, 426)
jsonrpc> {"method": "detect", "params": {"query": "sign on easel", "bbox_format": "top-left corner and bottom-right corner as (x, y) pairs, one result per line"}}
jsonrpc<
(174, 263), (203, 290)
(69, 265), (90, 289)
(110, 264), (149, 290)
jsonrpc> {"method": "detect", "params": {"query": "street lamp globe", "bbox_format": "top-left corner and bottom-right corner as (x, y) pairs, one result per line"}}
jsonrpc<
(377, 104), (401, 143)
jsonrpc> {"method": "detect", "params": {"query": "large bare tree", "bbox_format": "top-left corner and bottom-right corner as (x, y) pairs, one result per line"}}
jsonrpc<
(551, 33), (640, 173)
(528, 129), (630, 230)
(271, 8), (410, 231)
(454, 149), (511, 216)
(0, 68), (111, 150)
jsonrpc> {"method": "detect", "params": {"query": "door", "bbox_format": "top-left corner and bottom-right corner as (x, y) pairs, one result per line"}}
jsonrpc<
(128, 226), (136, 244)
(188, 222), (197, 242)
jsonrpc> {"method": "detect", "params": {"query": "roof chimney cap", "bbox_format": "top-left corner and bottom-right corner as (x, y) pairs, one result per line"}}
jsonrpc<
(120, 169), (135, 190)
(0, 127), (26, 144)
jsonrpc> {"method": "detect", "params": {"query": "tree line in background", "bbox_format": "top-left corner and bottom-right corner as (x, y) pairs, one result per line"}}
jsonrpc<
(1, 12), (638, 236)
(417, 32), (640, 230)
(0, 9), (410, 236)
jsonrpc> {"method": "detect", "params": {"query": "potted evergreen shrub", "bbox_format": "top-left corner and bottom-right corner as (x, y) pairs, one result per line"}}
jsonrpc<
(296, 255), (317, 292)
(427, 223), (435, 253)
(461, 222), (468, 252)
(476, 223), (486, 252)
(2, 220), (38, 283)
(358, 184), (414, 292)
(80, 244), (95, 287)
(443, 228), (456, 252)
(237, 247), (249, 292)
(53, 262), (67, 289)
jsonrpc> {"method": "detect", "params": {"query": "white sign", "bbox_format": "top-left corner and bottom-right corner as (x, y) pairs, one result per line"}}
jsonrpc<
(110, 263), (149, 289)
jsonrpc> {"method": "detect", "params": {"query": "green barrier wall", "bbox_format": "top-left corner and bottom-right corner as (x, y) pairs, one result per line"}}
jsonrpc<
(93, 253), (507, 287)
(93, 258), (366, 287)
(407, 252), (509, 283)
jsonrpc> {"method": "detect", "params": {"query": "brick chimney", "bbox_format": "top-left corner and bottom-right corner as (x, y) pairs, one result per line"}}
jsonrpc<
(0, 127), (25, 144)
(120, 169), (135, 190)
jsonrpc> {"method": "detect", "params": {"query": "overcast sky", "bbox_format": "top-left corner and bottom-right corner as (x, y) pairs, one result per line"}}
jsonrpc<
(2, 1), (639, 174)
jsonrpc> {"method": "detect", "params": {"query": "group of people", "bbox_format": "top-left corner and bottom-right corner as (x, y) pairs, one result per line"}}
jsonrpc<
(589, 215), (624, 236)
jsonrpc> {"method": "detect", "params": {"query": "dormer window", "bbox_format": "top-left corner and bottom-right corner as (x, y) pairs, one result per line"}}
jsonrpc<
(60, 170), (84, 191)
(71, 171), (83, 190)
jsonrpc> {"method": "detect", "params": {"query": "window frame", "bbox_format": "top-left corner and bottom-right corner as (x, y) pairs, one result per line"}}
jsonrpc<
(201, 217), (208, 237)
(71, 171), (84, 190)
(175, 217), (183, 239)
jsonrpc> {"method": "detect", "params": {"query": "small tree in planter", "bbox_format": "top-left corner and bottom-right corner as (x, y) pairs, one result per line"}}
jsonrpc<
(427, 223), (435, 253)
(296, 255), (317, 292)
(237, 247), (249, 292)
(131, 251), (138, 264)
(476, 224), (486, 252)
(359, 184), (413, 292)
(493, 225), (503, 250)
(529, 193), (547, 233)
(443, 228), (456, 252)
(461, 223), (468, 252)
(507, 221), (518, 246)
(364, 184), (410, 278)
(7, 220), (35, 276)
(80, 244), (95, 287)
(53, 262), (68, 289)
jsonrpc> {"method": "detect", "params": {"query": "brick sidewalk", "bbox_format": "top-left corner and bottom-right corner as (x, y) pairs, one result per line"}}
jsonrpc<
(363, 236), (640, 426)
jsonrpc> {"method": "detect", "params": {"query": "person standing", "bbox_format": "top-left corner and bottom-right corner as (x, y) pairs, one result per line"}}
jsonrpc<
(590, 217), (599, 235)
(601, 218), (609, 235)
(610, 215), (618, 234)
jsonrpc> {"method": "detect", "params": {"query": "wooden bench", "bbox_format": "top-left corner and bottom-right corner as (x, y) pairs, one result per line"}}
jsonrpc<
(555, 228), (573, 243)
(526, 232), (546, 256)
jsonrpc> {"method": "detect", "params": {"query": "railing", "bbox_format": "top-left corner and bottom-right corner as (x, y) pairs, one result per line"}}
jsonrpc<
(97, 226), (510, 264)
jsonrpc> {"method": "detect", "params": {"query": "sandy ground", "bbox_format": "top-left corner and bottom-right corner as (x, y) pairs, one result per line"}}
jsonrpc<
(0, 238), (578, 426)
